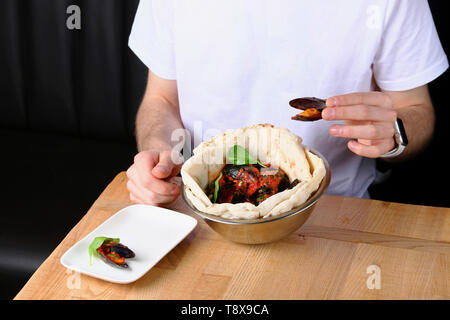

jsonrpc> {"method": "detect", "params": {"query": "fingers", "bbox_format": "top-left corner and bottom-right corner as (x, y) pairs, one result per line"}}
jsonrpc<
(347, 139), (395, 158)
(129, 192), (144, 204)
(126, 150), (182, 207)
(152, 150), (181, 179)
(138, 168), (180, 195)
(327, 91), (393, 109)
(322, 105), (397, 122)
(329, 122), (395, 140)
(127, 178), (180, 205)
(323, 92), (399, 159)
(132, 151), (158, 187)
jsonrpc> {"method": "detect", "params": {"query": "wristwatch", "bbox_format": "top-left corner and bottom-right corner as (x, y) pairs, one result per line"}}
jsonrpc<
(380, 118), (408, 158)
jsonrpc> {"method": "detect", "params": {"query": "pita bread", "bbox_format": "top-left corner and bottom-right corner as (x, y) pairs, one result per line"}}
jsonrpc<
(181, 124), (326, 219)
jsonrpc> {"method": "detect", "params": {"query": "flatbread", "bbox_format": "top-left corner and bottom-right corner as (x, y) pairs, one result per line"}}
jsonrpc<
(181, 124), (326, 219)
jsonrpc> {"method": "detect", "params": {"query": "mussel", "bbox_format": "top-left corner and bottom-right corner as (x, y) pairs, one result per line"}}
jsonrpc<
(289, 97), (326, 121)
(223, 164), (259, 183)
(213, 164), (300, 206)
(97, 240), (135, 268)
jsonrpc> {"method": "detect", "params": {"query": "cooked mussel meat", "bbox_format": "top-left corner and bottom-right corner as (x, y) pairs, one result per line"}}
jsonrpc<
(97, 240), (135, 268)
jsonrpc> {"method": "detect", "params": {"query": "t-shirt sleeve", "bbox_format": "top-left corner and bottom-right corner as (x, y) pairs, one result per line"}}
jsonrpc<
(373, 0), (448, 91)
(128, 0), (176, 80)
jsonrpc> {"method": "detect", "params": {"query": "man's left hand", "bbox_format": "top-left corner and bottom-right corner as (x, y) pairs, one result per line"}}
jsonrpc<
(322, 92), (398, 158)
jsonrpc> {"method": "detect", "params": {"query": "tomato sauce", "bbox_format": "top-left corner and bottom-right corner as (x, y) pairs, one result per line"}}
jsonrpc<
(208, 164), (299, 206)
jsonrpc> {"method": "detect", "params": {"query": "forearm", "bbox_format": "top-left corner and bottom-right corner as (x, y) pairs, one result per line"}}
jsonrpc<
(135, 96), (184, 152)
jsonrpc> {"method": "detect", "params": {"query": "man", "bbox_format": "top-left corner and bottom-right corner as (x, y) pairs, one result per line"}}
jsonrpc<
(126, 0), (448, 206)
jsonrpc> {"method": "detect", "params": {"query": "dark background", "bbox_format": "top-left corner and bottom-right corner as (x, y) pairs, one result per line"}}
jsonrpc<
(0, 0), (449, 299)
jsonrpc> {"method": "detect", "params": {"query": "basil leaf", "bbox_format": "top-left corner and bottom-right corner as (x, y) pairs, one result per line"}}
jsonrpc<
(257, 160), (267, 168)
(88, 237), (120, 266)
(213, 172), (223, 203)
(227, 145), (266, 167)
(227, 145), (256, 165)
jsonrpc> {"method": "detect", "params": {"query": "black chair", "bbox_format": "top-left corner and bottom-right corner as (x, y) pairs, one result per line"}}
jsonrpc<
(0, 0), (146, 299)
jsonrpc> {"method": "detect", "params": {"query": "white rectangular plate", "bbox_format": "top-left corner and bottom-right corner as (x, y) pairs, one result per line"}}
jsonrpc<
(60, 204), (197, 284)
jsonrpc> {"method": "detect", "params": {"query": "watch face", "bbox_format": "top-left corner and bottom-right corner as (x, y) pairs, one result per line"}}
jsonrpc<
(396, 118), (408, 146)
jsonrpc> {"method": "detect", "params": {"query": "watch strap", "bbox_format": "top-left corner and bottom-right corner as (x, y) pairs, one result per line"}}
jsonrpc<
(379, 118), (408, 159)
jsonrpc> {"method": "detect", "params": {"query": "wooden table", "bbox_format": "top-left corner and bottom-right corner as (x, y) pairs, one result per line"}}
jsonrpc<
(15, 172), (450, 299)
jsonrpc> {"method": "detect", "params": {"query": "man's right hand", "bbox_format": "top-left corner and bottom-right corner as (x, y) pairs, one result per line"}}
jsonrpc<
(126, 150), (182, 206)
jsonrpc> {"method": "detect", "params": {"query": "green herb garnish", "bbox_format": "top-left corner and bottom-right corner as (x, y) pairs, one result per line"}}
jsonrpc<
(88, 236), (120, 266)
(213, 173), (223, 203)
(227, 145), (266, 167)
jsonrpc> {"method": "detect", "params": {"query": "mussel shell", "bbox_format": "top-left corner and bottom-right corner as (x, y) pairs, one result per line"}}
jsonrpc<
(231, 192), (247, 204)
(290, 179), (300, 188)
(105, 242), (135, 258)
(277, 175), (291, 192)
(96, 241), (135, 268)
(222, 164), (259, 181)
(98, 252), (129, 268)
(289, 97), (326, 110)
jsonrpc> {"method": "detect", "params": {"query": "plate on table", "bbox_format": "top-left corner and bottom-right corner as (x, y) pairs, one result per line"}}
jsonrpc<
(60, 204), (197, 284)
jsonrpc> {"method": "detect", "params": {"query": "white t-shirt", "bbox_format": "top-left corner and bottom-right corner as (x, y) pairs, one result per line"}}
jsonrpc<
(129, 0), (448, 198)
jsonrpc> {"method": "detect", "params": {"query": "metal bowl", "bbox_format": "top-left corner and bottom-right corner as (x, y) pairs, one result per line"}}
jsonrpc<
(181, 148), (331, 244)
